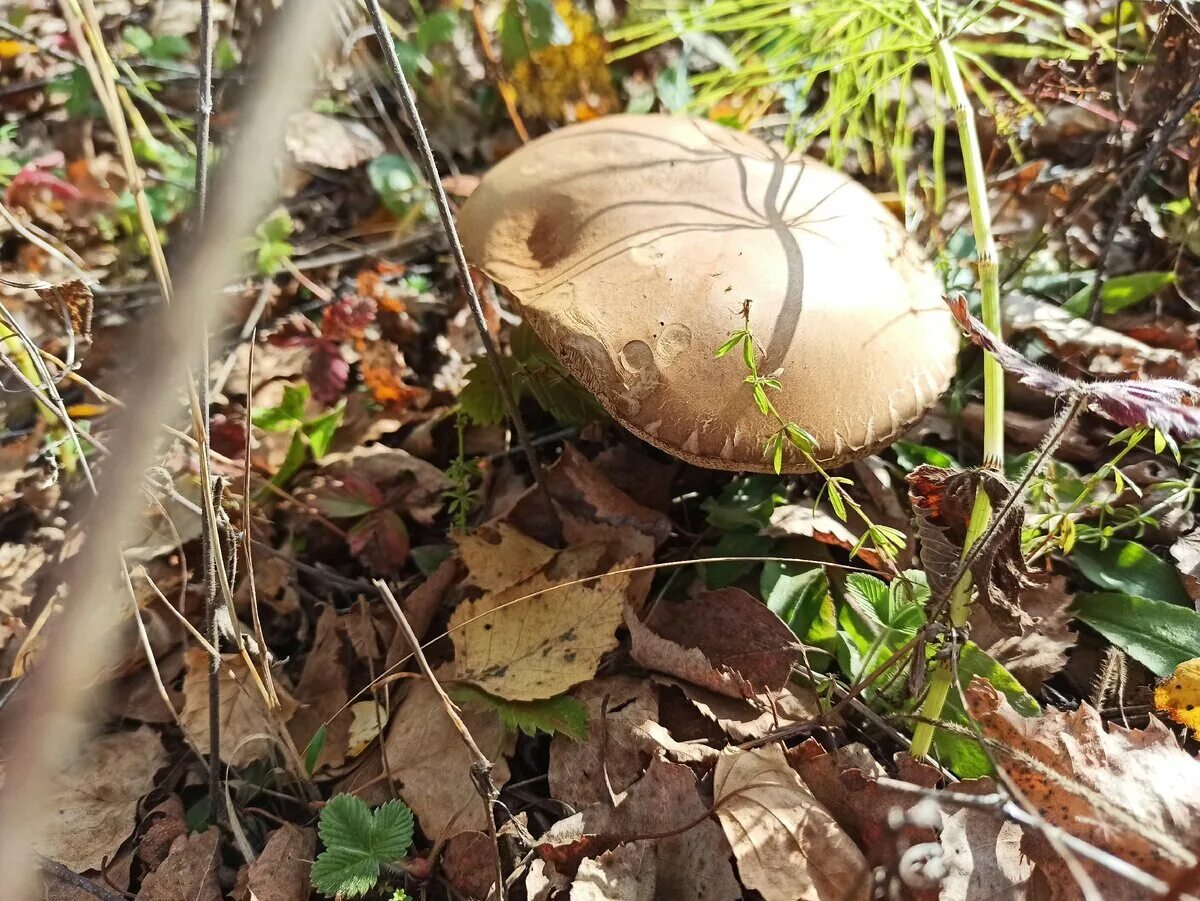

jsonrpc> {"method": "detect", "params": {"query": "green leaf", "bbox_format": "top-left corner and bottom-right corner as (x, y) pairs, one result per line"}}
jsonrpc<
(451, 684), (589, 741)
(459, 358), (510, 426)
(702, 475), (783, 531)
(416, 10), (459, 50)
(253, 383), (309, 431)
(497, 8), (528, 66)
(525, 0), (572, 50)
(122, 25), (154, 55)
(304, 725), (327, 776)
(1073, 592), (1200, 676)
(312, 794), (414, 898)
(368, 154), (425, 219)
(836, 572), (924, 687)
(1071, 539), (1190, 605)
(272, 431), (310, 487)
(931, 642), (1040, 778)
(1062, 271), (1176, 317)
(714, 331), (744, 358)
(702, 529), (776, 589)
(762, 563), (835, 664)
(655, 57), (692, 112)
(412, 543), (453, 576)
(892, 440), (958, 471)
(304, 402), (345, 460)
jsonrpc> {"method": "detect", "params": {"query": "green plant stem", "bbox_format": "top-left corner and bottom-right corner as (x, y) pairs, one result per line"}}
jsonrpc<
(908, 13), (1006, 761)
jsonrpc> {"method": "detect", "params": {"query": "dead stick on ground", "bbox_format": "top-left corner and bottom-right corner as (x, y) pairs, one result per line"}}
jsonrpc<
(376, 580), (507, 901)
(194, 0), (222, 822)
(362, 0), (557, 528)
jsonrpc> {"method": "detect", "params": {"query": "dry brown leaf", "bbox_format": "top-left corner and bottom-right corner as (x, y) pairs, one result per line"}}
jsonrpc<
(969, 575), (1076, 691)
(541, 445), (671, 544)
(381, 679), (512, 840)
(938, 779), (1033, 901)
(572, 843), (657, 900)
(785, 739), (883, 836)
(713, 744), (869, 901)
(137, 796), (189, 871)
(243, 823), (315, 901)
(287, 609), (351, 773)
(385, 555), (460, 667)
(455, 523), (556, 592)
(537, 756), (740, 899)
(0, 540), (45, 615)
(627, 589), (799, 698)
(1170, 533), (1200, 603)
(450, 544), (631, 700)
(767, 504), (886, 571)
(442, 830), (497, 900)
(549, 675), (658, 809)
(136, 828), (221, 901)
(35, 727), (165, 872)
(181, 649), (298, 766)
(285, 111), (384, 169)
(967, 679), (1200, 894)
(665, 679), (820, 742)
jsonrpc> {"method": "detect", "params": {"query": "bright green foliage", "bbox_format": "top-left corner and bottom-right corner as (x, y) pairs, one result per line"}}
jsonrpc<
(451, 684), (589, 741)
(1074, 593), (1200, 677)
(253, 208), (296, 275)
(1071, 539), (1191, 606)
(1062, 270), (1176, 317)
(612, 0), (1108, 189)
(252, 383), (344, 488)
(762, 563), (835, 667)
(368, 155), (432, 221)
(304, 725), (328, 777)
(836, 573), (928, 692)
(498, 0), (573, 66)
(311, 794), (414, 899)
(122, 25), (190, 64)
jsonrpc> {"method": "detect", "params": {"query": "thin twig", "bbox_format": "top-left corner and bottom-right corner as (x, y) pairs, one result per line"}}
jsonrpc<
(37, 856), (127, 901)
(194, 0), (222, 824)
(361, 0), (558, 528)
(376, 580), (507, 901)
(873, 778), (1193, 900)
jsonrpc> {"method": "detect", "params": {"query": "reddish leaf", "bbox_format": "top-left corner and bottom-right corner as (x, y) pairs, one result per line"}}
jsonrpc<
(347, 508), (410, 572)
(267, 315), (320, 348)
(307, 341), (350, 405)
(4, 153), (85, 207)
(209, 413), (248, 460)
(321, 296), (376, 342)
(948, 295), (1200, 439)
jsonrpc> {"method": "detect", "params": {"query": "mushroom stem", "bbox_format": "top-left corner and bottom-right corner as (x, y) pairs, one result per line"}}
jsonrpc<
(909, 12), (1007, 760)
(363, 0), (558, 526)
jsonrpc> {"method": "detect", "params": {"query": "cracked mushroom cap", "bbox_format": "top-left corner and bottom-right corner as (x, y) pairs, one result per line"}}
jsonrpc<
(457, 114), (959, 472)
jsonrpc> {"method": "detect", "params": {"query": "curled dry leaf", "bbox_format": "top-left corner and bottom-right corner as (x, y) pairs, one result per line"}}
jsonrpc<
(549, 675), (659, 809)
(949, 295), (1200, 440)
(240, 823), (315, 901)
(970, 575), (1076, 691)
(967, 678), (1200, 893)
(181, 649), (298, 767)
(450, 542), (632, 701)
(287, 609), (351, 773)
(35, 727), (165, 872)
(713, 744), (869, 901)
(537, 755), (740, 899)
(285, 111), (384, 169)
(907, 464), (1036, 636)
(136, 828), (221, 901)
(380, 679), (512, 841)
(626, 588), (799, 698)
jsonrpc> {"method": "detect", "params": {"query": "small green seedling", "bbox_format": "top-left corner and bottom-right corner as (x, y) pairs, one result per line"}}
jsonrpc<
(312, 794), (414, 899)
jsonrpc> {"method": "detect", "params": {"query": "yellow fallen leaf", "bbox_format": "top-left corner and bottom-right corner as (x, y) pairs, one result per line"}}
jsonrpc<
(346, 699), (387, 757)
(0, 40), (34, 58)
(450, 543), (631, 700)
(1155, 657), (1200, 735)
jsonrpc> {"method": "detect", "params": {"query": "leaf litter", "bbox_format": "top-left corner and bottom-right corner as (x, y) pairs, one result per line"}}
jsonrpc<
(8, 5), (1200, 900)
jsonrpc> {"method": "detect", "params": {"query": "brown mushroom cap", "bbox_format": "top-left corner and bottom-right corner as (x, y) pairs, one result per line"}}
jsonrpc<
(458, 114), (959, 472)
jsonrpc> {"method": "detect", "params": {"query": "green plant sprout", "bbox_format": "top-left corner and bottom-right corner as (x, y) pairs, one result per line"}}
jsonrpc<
(311, 794), (414, 899)
(715, 301), (907, 563)
(445, 409), (482, 531)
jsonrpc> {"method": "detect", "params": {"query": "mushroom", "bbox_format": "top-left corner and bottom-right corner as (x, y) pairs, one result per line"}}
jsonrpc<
(457, 114), (958, 472)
